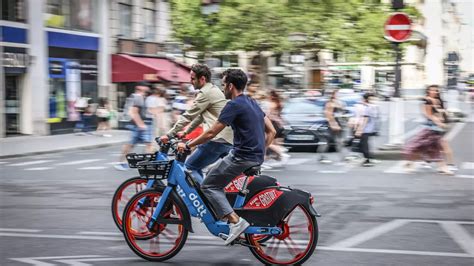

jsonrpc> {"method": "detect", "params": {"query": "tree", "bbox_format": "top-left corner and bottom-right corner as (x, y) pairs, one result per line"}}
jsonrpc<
(169, 0), (421, 61)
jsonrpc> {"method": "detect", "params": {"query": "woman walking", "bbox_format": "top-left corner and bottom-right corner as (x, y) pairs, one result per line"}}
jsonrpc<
(96, 97), (112, 137)
(403, 85), (453, 175)
(264, 90), (290, 166)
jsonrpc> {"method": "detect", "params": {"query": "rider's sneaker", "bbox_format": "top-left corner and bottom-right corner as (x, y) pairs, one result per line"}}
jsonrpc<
(114, 163), (129, 171)
(224, 218), (250, 245)
(280, 153), (290, 164)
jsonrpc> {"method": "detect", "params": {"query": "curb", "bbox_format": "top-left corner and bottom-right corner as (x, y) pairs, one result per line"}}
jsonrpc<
(0, 141), (127, 159)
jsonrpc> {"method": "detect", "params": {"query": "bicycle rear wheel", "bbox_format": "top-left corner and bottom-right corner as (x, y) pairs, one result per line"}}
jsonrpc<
(246, 204), (318, 265)
(122, 187), (188, 262)
(111, 176), (147, 231)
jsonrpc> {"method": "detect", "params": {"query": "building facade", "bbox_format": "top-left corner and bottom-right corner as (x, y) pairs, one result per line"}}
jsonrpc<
(1, 0), (184, 137)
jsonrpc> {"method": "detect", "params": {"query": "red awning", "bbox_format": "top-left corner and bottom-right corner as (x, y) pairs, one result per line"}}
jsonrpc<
(111, 54), (191, 83)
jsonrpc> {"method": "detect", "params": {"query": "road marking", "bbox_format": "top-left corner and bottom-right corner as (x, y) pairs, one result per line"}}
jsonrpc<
(0, 232), (123, 241)
(0, 228), (42, 233)
(440, 222), (474, 255)
(78, 231), (122, 236)
(318, 170), (347, 174)
(77, 166), (107, 170)
(8, 160), (55, 166)
(461, 162), (474, 170)
(10, 255), (104, 266)
(330, 219), (408, 248)
(455, 175), (474, 179)
(383, 161), (406, 174)
(55, 257), (137, 265)
(445, 122), (466, 141)
(318, 246), (473, 258)
(56, 159), (104, 166)
(0, 162), (8, 164)
(286, 158), (312, 165)
(24, 167), (54, 171)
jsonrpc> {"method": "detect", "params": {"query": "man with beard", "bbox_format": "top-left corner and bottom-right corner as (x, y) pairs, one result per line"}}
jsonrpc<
(179, 68), (276, 245)
(160, 64), (233, 182)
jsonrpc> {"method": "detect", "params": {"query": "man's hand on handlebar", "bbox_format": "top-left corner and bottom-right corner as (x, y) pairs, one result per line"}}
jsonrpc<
(177, 141), (191, 154)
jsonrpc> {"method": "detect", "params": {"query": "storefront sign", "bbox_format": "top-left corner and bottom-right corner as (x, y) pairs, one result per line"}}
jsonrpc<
(3, 52), (29, 68)
(49, 58), (67, 78)
(80, 60), (98, 80)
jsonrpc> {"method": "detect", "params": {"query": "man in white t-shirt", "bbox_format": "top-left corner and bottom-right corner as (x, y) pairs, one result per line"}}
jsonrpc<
(146, 87), (168, 137)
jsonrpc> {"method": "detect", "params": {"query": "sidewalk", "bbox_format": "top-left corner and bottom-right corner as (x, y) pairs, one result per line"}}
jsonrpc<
(0, 130), (131, 158)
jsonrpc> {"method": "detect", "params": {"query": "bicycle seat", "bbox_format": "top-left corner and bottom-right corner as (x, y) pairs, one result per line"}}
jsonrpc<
(243, 165), (261, 176)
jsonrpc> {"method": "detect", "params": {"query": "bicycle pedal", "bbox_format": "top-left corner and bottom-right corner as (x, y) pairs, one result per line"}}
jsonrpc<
(234, 239), (258, 248)
(218, 233), (229, 240)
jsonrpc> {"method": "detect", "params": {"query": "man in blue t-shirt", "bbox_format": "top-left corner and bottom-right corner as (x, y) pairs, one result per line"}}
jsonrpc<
(181, 68), (276, 245)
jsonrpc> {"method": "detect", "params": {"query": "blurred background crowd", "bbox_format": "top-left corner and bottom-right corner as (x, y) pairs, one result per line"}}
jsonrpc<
(1, 0), (473, 139)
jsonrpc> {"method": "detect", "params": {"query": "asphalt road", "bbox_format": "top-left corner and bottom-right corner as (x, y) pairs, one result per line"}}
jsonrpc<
(1, 117), (473, 266)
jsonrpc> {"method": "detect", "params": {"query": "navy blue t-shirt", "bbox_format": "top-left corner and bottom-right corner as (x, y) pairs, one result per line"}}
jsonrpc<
(218, 95), (266, 163)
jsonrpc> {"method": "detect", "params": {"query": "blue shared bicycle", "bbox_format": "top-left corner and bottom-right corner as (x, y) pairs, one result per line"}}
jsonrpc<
(121, 140), (320, 265)
(112, 138), (278, 233)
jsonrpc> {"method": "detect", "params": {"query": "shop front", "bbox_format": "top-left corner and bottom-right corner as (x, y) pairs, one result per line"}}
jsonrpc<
(3, 47), (30, 136)
(47, 32), (99, 134)
(111, 53), (191, 128)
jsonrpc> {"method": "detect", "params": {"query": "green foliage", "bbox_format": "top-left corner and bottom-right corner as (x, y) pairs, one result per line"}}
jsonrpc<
(169, 0), (420, 61)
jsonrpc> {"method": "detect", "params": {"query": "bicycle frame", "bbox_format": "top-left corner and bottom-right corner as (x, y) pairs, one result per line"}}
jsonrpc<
(147, 159), (283, 237)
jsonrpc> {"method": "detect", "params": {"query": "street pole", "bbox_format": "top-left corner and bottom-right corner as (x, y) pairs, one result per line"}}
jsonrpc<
(393, 42), (402, 98)
(386, 42), (405, 148)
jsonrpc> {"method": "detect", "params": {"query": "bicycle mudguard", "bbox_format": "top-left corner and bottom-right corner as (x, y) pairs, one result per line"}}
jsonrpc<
(234, 186), (316, 227)
(224, 174), (278, 205)
(153, 185), (194, 233)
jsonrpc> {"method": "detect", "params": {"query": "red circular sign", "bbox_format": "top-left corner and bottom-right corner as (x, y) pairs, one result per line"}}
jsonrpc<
(384, 12), (412, 42)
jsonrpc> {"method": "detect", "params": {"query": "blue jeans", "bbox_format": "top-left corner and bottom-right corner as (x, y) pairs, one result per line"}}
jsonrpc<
(185, 141), (232, 183)
(129, 123), (153, 145)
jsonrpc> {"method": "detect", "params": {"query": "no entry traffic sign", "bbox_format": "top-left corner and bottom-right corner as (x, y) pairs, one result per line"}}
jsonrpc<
(384, 12), (412, 42)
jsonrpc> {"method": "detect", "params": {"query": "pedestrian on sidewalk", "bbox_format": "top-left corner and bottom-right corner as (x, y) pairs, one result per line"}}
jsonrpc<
(146, 87), (168, 138)
(114, 82), (153, 171)
(74, 96), (90, 135)
(95, 97), (112, 137)
(319, 89), (348, 164)
(355, 92), (378, 167)
(437, 90), (458, 171)
(261, 90), (290, 167)
(403, 85), (453, 175)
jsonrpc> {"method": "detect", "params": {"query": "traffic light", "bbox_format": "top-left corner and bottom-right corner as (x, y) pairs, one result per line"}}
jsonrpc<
(392, 0), (404, 9)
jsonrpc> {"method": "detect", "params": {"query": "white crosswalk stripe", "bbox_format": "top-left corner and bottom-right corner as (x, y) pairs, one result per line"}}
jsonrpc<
(24, 167), (54, 171)
(461, 162), (474, 170)
(8, 160), (55, 166)
(55, 159), (104, 166)
(78, 166), (108, 170)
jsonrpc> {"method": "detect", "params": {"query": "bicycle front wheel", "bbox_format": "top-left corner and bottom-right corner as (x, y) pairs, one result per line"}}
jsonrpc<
(246, 204), (318, 265)
(111, 176), (148, 231)
(122, 187), (188, 262)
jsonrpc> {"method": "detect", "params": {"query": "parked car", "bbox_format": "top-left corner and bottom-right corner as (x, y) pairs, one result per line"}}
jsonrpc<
(281, 98), (331, 152)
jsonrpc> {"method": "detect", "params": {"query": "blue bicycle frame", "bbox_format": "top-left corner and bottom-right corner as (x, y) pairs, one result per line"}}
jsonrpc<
(147, 159), (283, 237)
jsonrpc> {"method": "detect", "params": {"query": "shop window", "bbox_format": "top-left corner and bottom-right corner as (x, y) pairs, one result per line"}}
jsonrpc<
(2, 0), (27, 22)
(119, 3), (132, 38)
(143, 7), (156, 41)
(45, 0), (97, 32)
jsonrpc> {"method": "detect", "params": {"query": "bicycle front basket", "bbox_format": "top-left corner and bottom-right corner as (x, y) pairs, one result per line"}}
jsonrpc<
(136, 160), (172, 178)
(126, 153), (156, 168)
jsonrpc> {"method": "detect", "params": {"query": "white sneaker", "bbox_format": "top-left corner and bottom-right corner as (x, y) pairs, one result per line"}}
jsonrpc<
(114, 163), (129, 171)
(280, 153), (290, 164)
(224, 218), (250, 245)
